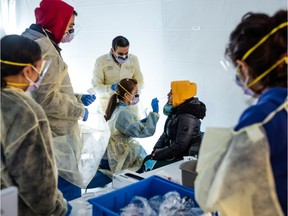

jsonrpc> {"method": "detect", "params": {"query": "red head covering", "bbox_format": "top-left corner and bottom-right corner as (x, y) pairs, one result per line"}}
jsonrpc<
(35, 0), (74, 44)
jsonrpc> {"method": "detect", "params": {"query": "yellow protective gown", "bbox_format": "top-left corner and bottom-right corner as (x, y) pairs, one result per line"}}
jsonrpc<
(195, 101), (287, 216)
(104, 105), (159, 176)
(91, 53), (144, 112)
(1, 88), (67, 216)
(22, 28), (85, 187)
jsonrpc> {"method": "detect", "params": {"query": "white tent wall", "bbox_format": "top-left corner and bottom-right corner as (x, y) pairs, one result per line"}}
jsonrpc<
(1, 0), (287, 153)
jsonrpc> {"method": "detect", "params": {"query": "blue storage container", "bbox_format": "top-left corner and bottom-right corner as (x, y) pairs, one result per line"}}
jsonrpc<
(88, 175), (196, 216)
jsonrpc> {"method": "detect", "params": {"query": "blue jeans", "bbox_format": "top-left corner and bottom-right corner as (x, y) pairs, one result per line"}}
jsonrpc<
(86, 170), (112, 189)
(58, 176), (81, 201)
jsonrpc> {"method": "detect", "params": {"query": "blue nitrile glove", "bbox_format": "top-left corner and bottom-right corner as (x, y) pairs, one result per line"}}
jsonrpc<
(111, 83), (118, 91)
(140, 118), (147, 123)
(151, 98), (159, 113)
(83, 108), (89, 121)
(81, 94), (96, 106)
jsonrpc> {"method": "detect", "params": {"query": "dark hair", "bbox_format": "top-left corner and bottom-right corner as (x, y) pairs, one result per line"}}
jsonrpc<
(73, 10), (78, 16)
(104, 78), (138, 121)
(1, 34), (42, 88)
(225, 10), (287, 89)
(112, 36), (130, 51)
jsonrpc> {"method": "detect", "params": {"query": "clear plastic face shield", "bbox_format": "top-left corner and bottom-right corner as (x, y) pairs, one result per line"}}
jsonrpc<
(26, 59), (51, 91)
(32, 59), (51, 78)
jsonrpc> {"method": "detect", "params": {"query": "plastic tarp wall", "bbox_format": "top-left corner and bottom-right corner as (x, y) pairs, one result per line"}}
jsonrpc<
(1, 0), (287, 153)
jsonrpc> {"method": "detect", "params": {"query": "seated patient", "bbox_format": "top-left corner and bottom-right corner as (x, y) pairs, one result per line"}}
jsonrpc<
(87, 78), (159, 188)
(140, 80), (206, 172)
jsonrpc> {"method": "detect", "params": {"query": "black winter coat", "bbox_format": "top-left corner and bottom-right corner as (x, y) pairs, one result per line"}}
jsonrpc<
(152, 97), (206, 160)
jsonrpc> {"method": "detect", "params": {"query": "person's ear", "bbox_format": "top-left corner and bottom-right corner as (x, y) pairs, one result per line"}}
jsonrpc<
(21, 65), (32, 78)
(236, 60), (250, 77)
(124, 92), (130, 98)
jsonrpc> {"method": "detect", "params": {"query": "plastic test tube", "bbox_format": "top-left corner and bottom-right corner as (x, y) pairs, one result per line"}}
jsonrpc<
(87, 87), (96, 95)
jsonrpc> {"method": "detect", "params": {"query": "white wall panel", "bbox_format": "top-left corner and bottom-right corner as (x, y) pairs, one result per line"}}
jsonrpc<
(1, 0), (286, 153)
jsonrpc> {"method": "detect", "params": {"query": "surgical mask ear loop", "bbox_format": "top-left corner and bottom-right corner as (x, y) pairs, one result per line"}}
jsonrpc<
(242, 75), (256, 98)
(243, 76), (250, 92)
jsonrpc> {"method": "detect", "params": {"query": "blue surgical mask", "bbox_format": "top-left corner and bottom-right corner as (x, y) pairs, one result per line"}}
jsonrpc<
(144, 159), (157, 171)
(163, 102), (173, 116)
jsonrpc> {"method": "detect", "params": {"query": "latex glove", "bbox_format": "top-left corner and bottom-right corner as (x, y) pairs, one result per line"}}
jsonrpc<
(151, 98), (159, 113)
(111, 83), (118, 91)
(81, 94), (96, 106)
(83, 108), (89, 121)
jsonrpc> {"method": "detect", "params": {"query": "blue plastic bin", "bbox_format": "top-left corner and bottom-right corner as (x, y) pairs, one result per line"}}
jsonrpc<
(88, 175), (196, 216)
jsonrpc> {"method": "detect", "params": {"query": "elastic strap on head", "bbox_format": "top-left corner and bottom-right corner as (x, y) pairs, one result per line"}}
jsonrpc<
(118, 83), (133, 96)
(114, 90), (126, 102)
(247, 56), (288, 88)
(242, 22), (288, 61)
(6, 82), (29, 87)
(0, 59), (30, 67)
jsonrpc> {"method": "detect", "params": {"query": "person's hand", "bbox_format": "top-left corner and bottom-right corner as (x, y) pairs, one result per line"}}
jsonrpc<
(111, 83), (118, 91)
(151, 149), (158, 158)
(81, 94), (96, 106)
(83, 108), (89, 121)
(151, 98), (159, 113)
